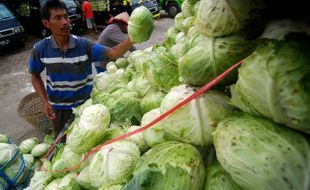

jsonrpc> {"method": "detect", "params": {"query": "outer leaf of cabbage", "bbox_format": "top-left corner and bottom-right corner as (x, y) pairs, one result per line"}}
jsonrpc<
(230, 40), (310, 134)
(174, 13), (186, 31)
(99, 184), (124, 190)
(140, 91), (166, 114)
(45, 178), (62, 190)
(126, 126), (149, 152)
(181, 0), (194, 17)
(25, 160), (53, 190)
(0, 134), (8, 143)
(83, 141), (140, 188)
(19, 137), (39, 154)
(204, 162), (243, 190)
(23, 154), (34, 168)
(115, 58), (129, 68)
(58, 173), (81, 190)
(128, 6), (154, 43)
(213, 113), (310, 190)
(160, 85), (232, 146)
(179, 35), (255, 86)
(108, 93), (142, 125)
(123, 141), (205, 190)
(143, 52), (180, 92)
(67, 104), (110, 153)
(0, 143), (18, 165)
(31, 143), (49, 157)
(260, 19), (310, 40)
(77, 166), (96, 190)
(196, 0), (266, 37)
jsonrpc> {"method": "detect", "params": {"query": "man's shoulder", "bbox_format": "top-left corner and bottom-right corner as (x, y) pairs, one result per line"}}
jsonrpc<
(32, 36), (52, 51)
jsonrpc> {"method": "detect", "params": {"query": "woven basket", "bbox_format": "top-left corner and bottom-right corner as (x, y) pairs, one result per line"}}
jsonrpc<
(17, 92), (53, 134)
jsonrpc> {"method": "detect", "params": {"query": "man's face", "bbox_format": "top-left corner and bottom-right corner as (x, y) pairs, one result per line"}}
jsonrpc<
(42, 8), (71, 37)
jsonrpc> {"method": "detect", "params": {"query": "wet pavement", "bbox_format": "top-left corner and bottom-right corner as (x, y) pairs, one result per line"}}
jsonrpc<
(0, 16), (173, 144)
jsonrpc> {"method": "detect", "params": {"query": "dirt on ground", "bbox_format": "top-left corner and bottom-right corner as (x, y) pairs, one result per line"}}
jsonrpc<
(0, 16), (173, 144)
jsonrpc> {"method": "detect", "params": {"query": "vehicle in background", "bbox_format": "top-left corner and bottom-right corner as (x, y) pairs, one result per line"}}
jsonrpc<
(157, 0), (181, 18)
(17, 0), (83, 37)
(135, 0), (160, 19)
(0, 2), (26, 48)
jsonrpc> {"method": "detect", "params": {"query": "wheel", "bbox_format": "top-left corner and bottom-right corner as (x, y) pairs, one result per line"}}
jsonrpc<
(167, 2), (180, 18)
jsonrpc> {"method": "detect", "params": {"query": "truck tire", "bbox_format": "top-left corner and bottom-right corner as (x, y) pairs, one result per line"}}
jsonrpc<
(167, 2), (180, 18)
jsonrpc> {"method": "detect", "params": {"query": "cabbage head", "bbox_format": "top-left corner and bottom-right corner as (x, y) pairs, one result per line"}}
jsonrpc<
(140, 91), (166, 114)
(196, 0), (266, 37)
(115, 58), (129, 68)
(31, 143), (49, 157)
(0, 134), (8, 143)
(108, 93), (142, 125)
(58, 173), (81, 190)
(25, 160), (53, 190)
(19, 137), (39, 154)
(23, 154), (35, 168)
(213, 113), (310, 190)
(179, 35), (255, 86)
(126, 126), (149, 152)
(99, 184), (124, 190)
(78, 141), (140, 189)
(181, 0), (194, 17)
(128, 6), (154, 43)
(0, 143), (17, 165)
(260, 19), (310, 40)
(204, 162), (243, 190)
(141, 108), (165, 147)
(127, 77), (152, 97)
(160, 85), (232, 146)
(143, 51), (180, 92)
(67, 104), (110, 153)
(230, 40), (310, 134)
(174, 13), (186, 31)
(123, 141), (205, 190)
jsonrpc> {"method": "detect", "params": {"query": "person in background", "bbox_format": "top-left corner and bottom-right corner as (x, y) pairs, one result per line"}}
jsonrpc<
(82, 0), (98, 33)
(28, 0), (135, 137)
(95, 12), (136, 73)
(109, 0), (132, 17)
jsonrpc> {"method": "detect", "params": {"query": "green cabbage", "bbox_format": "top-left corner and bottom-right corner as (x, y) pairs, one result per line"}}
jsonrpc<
(230, 40), (310, 134)
(141, 108), (165, 147)
(123, 141), (205, 190)
(31, 143), (49, 157)
(140, 91), (166, 114)
(160, 85), (232, 146)
(204, 162), (243, 190)
(23, 154), (35, 169)
(174, 13), (186, 31)
(127, 77), (152, 97)
(0, 134), (8, 143)
(181, 0), (194, 17)
(115, 58), (129, 68)
(143, 51), (180, 92)
(108, 93), (142, 125)
(126, 125), (149, 152)
(19, 137), (39, 154)
(213, 113), (310, 190)
(128, 6), (154, 43)
(25, 160), (53, 190)
(67, 104), (110, 153)
(0, 143), (17, 165)
(78, 141), (140, 189)
(196, 0), (266, 37)
(179, 35), (255, 86)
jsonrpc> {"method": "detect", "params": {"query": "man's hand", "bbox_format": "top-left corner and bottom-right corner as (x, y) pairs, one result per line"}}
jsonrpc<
(43, 102), (56, 120)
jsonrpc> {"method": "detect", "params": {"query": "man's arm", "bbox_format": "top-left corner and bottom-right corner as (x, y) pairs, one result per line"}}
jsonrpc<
(106, 38), (133, 60)
(31, 74), (55, 119)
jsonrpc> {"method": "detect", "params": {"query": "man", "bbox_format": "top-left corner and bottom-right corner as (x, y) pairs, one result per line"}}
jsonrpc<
(82, 0), (98, 33)
(28, 0), (134, 137)
(95, 12), (135, 72)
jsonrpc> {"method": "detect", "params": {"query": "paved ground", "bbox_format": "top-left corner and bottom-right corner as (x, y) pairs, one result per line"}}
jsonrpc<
(0, 16), (173, 144)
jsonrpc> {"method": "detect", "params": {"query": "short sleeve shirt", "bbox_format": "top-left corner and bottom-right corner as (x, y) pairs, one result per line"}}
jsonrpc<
(82, 1), (93, 18)
(28, 35), (109, 110)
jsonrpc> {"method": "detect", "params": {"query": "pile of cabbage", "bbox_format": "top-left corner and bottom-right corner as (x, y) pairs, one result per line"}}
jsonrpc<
(0, 134), (53, 189)
(23, 0), (310, 189)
